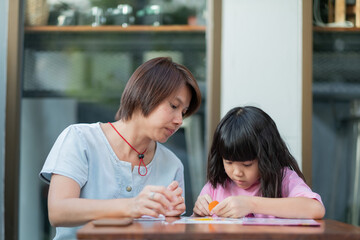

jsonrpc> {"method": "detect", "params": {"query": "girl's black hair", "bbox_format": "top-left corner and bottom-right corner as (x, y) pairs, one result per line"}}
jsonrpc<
(207, 106), (305, 198)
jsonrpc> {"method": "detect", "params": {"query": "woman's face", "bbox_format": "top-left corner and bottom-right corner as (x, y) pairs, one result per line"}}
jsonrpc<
(223, 159), (260, 189)
(143, 84), (192, 143)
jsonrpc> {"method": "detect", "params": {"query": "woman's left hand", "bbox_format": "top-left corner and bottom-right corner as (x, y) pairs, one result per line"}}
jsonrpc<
(165, 181), (186, 216)
(211, 196), (253, 218)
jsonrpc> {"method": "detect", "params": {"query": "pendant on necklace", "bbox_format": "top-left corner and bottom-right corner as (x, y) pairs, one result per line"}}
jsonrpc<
(108, 122), (148, 176)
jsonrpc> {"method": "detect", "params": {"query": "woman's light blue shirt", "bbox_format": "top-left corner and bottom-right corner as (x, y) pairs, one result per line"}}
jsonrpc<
(39, 122), (185, 240)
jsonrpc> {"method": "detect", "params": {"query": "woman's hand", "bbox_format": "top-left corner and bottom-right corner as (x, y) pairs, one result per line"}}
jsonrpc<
(165, 181), (186, 216)
(193, 194), (213, 216)
(128, 185), (176, 218)
(48, 174), (180, 226)
(211, 196), (253, 218)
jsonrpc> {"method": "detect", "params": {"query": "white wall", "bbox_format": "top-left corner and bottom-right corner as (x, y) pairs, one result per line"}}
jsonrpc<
(221, 0), (303, 166)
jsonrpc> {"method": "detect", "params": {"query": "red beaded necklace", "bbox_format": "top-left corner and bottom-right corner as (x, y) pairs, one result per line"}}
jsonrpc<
(108, 122), (148, 176)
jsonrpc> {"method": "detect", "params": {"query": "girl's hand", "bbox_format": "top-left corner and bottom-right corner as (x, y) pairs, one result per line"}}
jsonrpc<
(165, 181), (186, 216)
(193, 194), (213, 216)
(212, 196), (253, 218)
(128, 185), (176, 218)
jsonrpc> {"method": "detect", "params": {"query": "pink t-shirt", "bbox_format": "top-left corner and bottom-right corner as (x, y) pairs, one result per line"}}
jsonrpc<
(199, 167), (323, 218)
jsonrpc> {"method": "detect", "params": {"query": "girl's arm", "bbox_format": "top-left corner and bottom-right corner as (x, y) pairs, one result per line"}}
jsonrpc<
(212, 196), (325, 219)
(48, 174), (176, 227)
(251, 196), (325, 219)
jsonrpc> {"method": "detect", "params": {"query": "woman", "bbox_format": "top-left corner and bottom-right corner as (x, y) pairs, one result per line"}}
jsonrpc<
(40, 57), (202, 239)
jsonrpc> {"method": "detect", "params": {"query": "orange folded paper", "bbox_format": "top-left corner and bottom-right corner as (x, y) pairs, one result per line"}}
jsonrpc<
(208, 201), (219, 212)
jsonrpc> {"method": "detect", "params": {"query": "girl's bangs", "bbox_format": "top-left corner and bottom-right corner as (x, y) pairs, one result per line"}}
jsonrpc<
(218, 127), (258, 162)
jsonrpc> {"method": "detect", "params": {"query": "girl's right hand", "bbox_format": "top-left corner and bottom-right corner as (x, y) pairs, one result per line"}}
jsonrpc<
(192, 194), (213, 216)
(128, 185), (176, 218)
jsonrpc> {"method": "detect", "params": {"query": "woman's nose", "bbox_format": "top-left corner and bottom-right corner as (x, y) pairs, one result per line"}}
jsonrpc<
(174, 111), (183, 125)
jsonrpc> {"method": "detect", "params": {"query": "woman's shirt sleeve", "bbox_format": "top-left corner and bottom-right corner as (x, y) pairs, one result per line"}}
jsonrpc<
(39, 125), (89, 188)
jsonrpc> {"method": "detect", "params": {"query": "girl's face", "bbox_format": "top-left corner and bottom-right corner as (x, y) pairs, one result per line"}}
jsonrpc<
(143, 84), (191, 143)
(223, 159), (260, 189)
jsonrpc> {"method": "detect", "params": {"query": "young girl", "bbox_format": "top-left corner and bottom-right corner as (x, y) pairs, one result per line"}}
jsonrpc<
(193, 106), (325, 219)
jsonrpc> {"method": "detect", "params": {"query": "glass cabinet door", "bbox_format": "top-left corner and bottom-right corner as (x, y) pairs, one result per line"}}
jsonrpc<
(312, 0), (360, 225)
(19, 0), (207, 239)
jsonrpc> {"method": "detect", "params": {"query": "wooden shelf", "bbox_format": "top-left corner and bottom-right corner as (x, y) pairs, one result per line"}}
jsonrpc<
(24, 25), (206, 33)
(313, 26), (360, 32)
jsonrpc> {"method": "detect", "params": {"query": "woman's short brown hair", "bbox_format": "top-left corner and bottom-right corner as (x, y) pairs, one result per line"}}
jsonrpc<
(115, 57), (201, 121)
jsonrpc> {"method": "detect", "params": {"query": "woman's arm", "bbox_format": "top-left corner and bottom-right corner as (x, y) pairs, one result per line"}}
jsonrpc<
(48, 174), (176, 227)
(212, 196), (325, 219)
